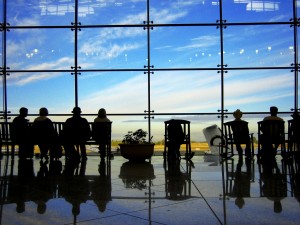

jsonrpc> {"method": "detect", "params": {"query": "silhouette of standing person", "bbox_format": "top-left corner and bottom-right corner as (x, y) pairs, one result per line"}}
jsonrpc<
(11, 107), (34, 158)
(64, 107), (91, 161)
(33, 107), (57, 160)
(93, 108), (111, 159)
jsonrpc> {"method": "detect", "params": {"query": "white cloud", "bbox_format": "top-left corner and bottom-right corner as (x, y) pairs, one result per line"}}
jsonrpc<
(80, 70), (292, 114)
(7, 57), (74, 86)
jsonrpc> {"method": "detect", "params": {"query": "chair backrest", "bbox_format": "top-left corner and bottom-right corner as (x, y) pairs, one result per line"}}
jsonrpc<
(92, 122), (112, 144)
(258, 120), (285, 142)
(288, 119), (300, 142)
(224, 121), (250, 144)
(165, 119), (190, 144)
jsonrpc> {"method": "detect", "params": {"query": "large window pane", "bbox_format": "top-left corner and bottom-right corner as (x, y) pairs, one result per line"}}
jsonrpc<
(224, 69), (294, 113)
(7, 72), (74, 115)
(224, 25), (294, 67)
(79, 0), (147, 25)
(150, 0), (220, 23)
(7, 29), (74, 70)
(78, 27), (147, 69)
(223, 0), (293, 23)
(7, 0), (75, 26)
(78, 72), (148, 114)
(151, 26), (220, 68)
(151, 71), (221, 113)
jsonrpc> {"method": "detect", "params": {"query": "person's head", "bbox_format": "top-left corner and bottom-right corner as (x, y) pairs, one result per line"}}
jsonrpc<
(72, 107), (81, 116)
(270, 106), (278, 116)
(98, 108), (107, 118)
(39, 107), (48, 117)
(19, 107), (28, 117)
(233, 109), (243, 119)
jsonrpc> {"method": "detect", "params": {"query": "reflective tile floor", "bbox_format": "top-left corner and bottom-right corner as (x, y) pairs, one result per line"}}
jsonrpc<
(1, 154), (300, 225)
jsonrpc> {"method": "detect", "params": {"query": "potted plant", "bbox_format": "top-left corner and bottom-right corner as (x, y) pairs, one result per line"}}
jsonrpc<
(119, 129), (155, 161)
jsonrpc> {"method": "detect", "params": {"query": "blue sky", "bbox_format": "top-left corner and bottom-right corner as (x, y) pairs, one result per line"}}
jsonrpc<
(1, 0), (298, 141)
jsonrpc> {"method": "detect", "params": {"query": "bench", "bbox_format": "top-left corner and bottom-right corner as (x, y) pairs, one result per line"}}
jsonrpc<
(0, 121), (112, 157)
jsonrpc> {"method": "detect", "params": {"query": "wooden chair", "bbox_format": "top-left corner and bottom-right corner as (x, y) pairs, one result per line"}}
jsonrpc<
(288, 119), (300, 156)
(164, 119), (193, 160)
(257, 120), (286, 160)
(92, 122), (112, 158)
(223, 121), (254, 158)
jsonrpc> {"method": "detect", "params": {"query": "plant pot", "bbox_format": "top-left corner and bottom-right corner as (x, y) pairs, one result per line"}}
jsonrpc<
(119, 143), (155, 161)
(119, 161), (156, 185)
(119, 161), (155, 190)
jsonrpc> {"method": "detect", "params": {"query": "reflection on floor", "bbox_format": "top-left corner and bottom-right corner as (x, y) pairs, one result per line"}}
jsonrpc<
(0, 154), (300, 225)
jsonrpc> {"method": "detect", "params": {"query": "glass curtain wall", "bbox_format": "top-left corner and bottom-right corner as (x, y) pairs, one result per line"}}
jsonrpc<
(0, 0), (299, 142)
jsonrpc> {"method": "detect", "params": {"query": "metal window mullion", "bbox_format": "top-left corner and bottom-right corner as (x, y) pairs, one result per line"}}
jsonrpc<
(2, 0), (9, 123)
(147, 0), (152, 142)
(293, 0), (299, 111)
(219, 0), (226, 130)
(74, 0), (79, 107)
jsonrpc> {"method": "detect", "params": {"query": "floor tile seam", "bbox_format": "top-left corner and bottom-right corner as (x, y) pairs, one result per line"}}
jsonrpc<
(101, 206), (167, 224)
(189, 178), (224, 225)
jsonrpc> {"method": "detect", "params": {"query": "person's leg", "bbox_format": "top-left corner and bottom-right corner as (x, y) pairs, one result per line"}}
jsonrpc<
(99, 144), (106, 159)
(80, 144), (87, 160)
(236, 144), (243, 158)
(39, 143), (49, 160)
(245, 142), (251, 159)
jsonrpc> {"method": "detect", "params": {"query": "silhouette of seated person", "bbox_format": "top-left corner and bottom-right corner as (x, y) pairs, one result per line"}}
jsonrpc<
(166, 160), (188, 200)
(260, 160), (287, 213)
(91, 159), (112, 212)
(13, 158), (35, 213)
(34, 160), (52, 215)
(33, 107), (58, 160)
(11, 107), (34, 158)
(61, 161), (89, 218)
(230, 158), (251, 209)
(260, 106), (284, 159)
(227, 109), (251, 159)
(167, 121), (185, 160)
(93, 108), (111, 160)
(62, 107), (91, 161)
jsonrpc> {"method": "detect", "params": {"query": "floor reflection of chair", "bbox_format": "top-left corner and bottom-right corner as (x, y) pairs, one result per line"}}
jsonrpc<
(223, 159), (254, 204)
(257, 120), (286, 160)
(164, 160), (192, 200)
(164, 119), (192, 159)
(223, 121), (254, 158)
(258, 160), (287, 213)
